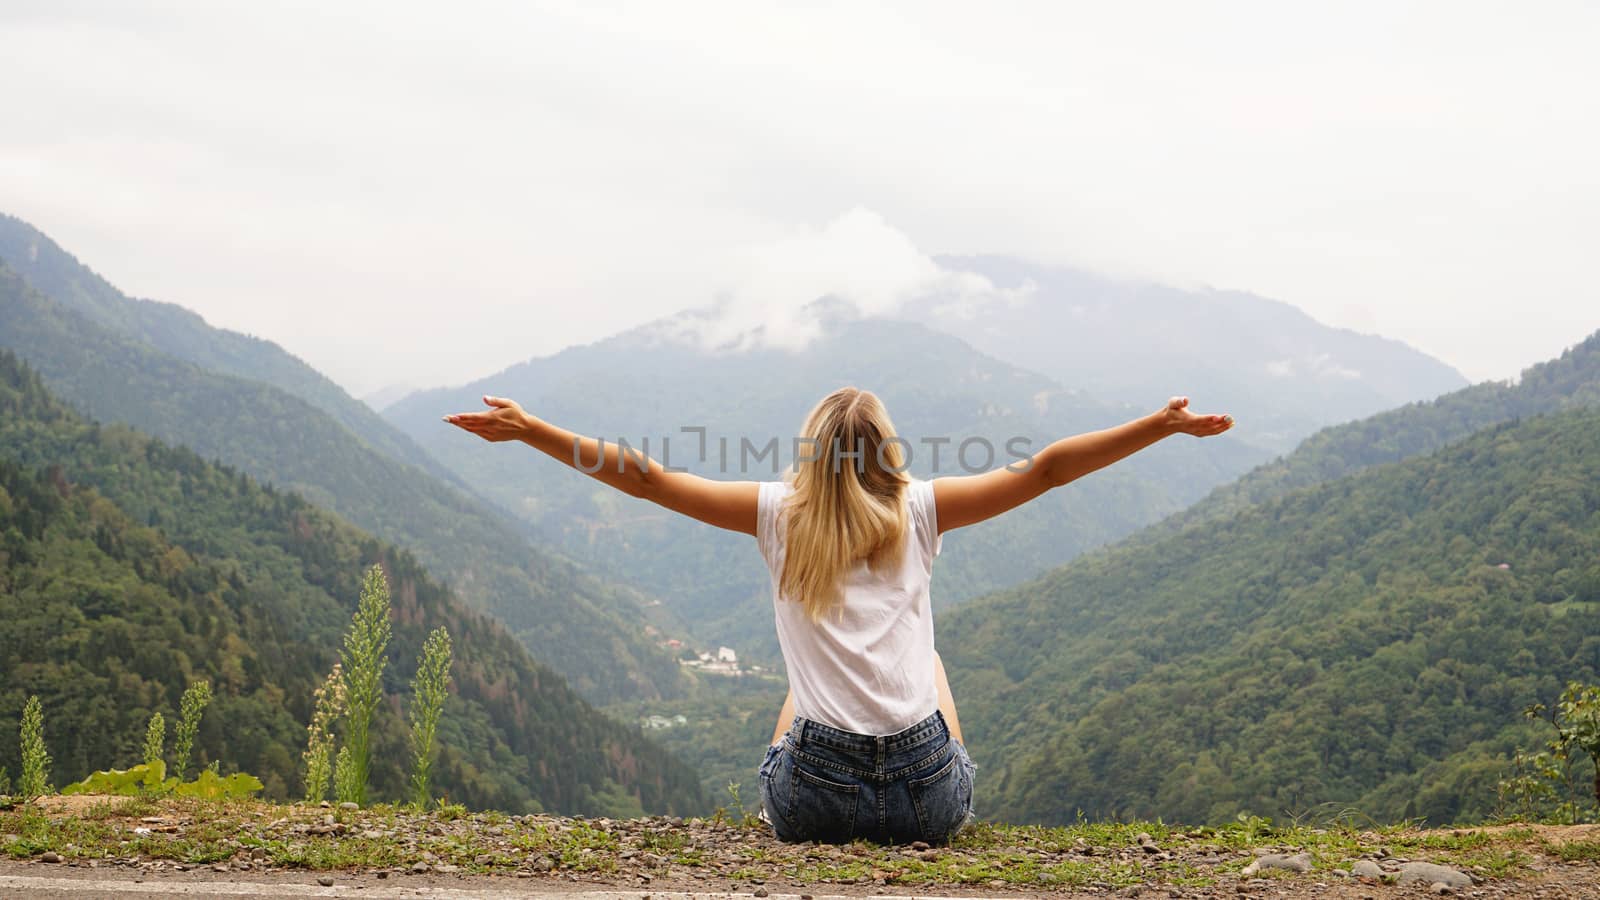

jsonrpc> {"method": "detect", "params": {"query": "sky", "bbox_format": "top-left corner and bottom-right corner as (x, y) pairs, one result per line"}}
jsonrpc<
(3, 0), (1598, 396)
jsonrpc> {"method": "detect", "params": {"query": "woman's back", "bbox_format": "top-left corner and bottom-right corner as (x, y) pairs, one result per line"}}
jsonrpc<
(756, 478), (943, 735)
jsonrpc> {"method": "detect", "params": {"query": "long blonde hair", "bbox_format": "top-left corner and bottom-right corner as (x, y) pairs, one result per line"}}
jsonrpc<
(780, 387), (910, 622)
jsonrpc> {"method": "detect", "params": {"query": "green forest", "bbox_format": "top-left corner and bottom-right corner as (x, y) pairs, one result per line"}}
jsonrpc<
(0, 349), (705, 815)
(0, 236), (683, 707)
(942, 405), (1600, 825)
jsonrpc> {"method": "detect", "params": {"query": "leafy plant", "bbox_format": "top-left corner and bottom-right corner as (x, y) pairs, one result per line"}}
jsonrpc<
(408, 627), (452, 809)
(172, 768), (263, 800)
(302, 663), (346, 804)
(1498, 682), (1600, 824)
(333, 744), (359, 806)
(19, 696), (50, 801)
(339, 565), (392, 807)
(171, 681), (212, 782)
(61, 761), (167, 797)
(0, 765), (11, 797)
(142, 712), (165, 771)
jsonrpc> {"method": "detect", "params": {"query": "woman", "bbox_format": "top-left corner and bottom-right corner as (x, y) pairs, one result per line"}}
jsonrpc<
(446, 388), (1232, 844)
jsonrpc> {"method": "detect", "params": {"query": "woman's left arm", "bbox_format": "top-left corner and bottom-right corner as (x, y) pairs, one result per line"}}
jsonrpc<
(446, 395), (759, 535)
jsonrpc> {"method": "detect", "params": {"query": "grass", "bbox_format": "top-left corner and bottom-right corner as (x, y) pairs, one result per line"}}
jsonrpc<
(0, 796), (1584, 887)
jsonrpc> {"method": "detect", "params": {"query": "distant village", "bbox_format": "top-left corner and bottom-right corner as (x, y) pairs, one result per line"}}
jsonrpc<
(640, 639), (768, 730)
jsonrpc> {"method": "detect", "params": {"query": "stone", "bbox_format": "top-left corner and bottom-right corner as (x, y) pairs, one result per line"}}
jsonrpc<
(1350, 860), (1385, 878)
(411, 861), (430, 874)
(1241, 852), (1313, 876)
(41, 851), (62, 863)
(318, 876), (334, 886)
(1431, 884), (1454, 896)
(339, 802), (358, 810)
(754, 890), (769, 897)
(1396, 862), (1471, 889)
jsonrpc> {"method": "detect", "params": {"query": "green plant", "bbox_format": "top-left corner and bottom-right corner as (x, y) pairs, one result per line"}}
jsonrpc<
(302, 663), (346, 804)
(333, 744), (359, 806)
(407, 627), (452, 809)
(142, 712), (165, 771)
(1498, 682), (1600, 824)
(340, 565), (392, 806)
(0, 765), (11, 797)
(171, 681), (212, 782)
(61, 762), (166, 797)
(19, 696), (50, 801)
(172, 769), (263, 800)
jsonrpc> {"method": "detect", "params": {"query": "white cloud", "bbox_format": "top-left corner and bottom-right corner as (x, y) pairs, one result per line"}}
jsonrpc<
(668, 208), (1030, 352)
(1, 1), (1597, 392)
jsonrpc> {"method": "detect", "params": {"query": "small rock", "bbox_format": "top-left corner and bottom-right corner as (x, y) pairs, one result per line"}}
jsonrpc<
(435, 864), (461, 874)
(1396, 862), (1471, 889)
(987, 880), (1007, 889)
(376, 870), (388, 879)
(1431, 884), (1454, 896)
(1242, 852), (1313, 876)
(754, 890), (769, 897)
(411, 861), (430, 874)
(317, 876), (334, 886)
(1350, 860), (1385, 879)
(339, 802), (358, 810)
(41, 851), (62, 863)
(910, 840), (930, 851)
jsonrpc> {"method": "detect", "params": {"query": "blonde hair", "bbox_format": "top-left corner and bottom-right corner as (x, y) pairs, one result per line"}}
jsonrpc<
(780, 387), (910, 622)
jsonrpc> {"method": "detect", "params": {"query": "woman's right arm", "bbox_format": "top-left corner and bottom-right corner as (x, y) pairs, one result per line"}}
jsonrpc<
(932, 396), (1232, 533)
(446, 395), (759, 535)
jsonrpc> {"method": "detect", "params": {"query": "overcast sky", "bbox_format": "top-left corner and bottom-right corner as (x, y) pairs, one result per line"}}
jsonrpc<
(4, 1), (1597, 396)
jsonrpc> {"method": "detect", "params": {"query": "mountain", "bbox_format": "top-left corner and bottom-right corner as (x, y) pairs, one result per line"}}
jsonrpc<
(0, 244), (681, 706)
(363, 383), (417, 413)
(940, 402), (1600, 826)
(0, 215), (457, 487)
(1151, 330), (1600, 533)
(0, 350), (705, 815)
(385, 308), (1270, 660)
(927, 256), (1470, 453)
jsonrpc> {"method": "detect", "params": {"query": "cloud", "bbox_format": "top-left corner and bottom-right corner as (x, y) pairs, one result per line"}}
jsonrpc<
(664, 208), (1030, 352)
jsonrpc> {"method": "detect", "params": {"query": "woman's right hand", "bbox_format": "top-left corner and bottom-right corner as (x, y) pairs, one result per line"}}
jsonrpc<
(1162, 396), (1234, 437)
(443, 395), (536, 443)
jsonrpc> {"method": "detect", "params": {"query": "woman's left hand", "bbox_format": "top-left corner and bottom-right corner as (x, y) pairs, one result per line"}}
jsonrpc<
(443, 395), (534, 443)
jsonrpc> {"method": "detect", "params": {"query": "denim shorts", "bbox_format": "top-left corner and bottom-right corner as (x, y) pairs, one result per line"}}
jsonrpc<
(758, 710), (976, 845)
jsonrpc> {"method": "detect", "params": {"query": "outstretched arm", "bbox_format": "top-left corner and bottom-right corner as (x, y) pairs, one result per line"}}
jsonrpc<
(445, 396), (759, 535)
(933, 396), (1232, 533)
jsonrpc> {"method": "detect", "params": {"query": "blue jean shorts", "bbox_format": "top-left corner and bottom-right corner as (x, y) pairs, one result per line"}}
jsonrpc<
(758, 710), (976, 845)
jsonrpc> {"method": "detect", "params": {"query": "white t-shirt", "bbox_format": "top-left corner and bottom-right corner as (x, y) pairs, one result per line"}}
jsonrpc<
(755, 478), (942, 736)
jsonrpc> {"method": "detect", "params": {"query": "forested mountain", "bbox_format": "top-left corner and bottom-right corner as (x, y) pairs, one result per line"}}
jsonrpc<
(926, 256), (1469, 452)
(0, 248), (681, 705)
(386, 309), (1268, 659)
(0, 351), (705, 815)
(1153, 330), (1600, 534)
(0, 215), (455, 487)
(941, 405), (1600, 826)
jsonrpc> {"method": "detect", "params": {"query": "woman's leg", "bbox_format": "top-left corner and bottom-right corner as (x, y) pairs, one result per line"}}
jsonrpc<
(770, 652), (964, 745)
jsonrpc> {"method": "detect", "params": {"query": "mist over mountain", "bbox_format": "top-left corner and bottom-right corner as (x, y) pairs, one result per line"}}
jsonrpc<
(927, 256), (1469, 452)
